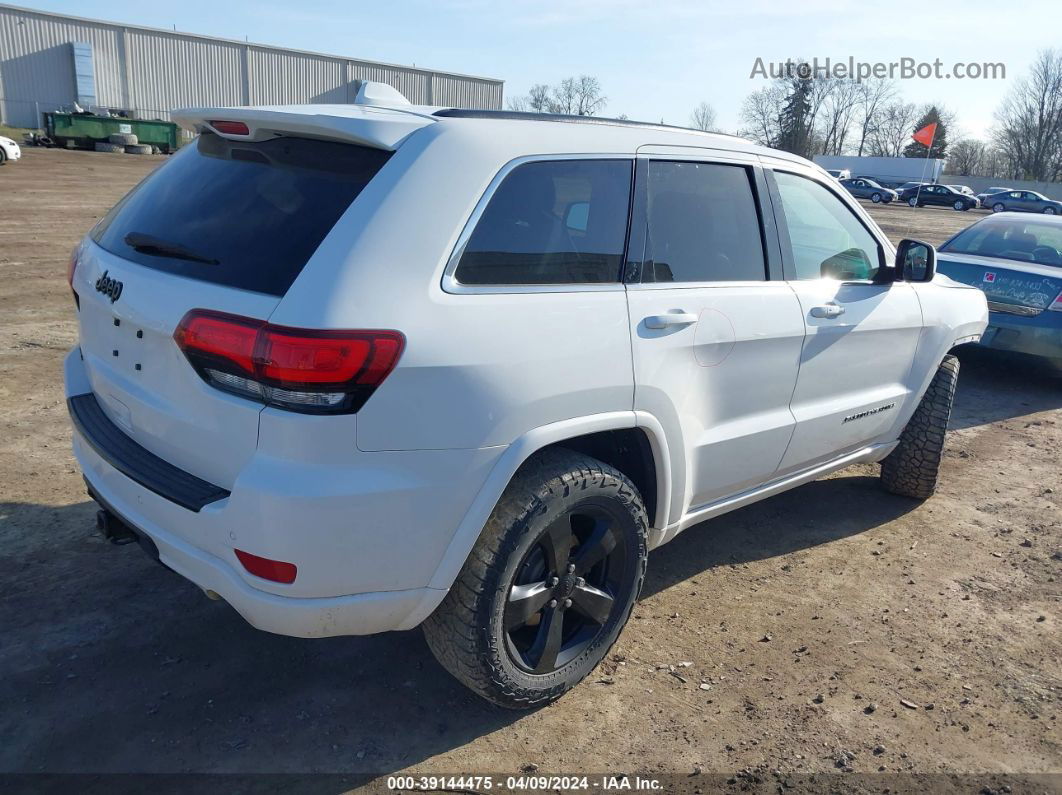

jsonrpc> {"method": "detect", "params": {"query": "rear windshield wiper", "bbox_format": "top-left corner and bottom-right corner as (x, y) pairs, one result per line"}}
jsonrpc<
(124, 232), (220, 265)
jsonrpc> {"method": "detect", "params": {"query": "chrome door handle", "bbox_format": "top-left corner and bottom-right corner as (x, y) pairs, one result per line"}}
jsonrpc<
(810, 304), (845, 319)
(644, 312), (699, 329)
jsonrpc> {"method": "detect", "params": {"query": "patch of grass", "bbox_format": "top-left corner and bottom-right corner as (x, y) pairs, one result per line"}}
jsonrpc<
(0, 123), (33, 141)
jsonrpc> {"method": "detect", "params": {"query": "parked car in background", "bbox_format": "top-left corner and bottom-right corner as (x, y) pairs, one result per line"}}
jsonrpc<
(63, 84), (989, 708)
(0, 135), (21, 164)
(948, 185), (975, 197)
(898, 183), (978, 211)
(840, 177), (898, 203)
(937, 213), (1062, 369)
(984, 189), (1062, 215)
(824, 168), (851, 180)
(976, 187), (1012, 207)
(895, 181), (929, 193)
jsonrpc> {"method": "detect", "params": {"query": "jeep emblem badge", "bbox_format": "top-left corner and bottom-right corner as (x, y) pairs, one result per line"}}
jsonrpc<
(95, 270), (123, 303)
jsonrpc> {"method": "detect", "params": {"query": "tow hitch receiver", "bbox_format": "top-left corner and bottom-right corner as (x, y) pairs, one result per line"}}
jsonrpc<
(96, 508), (137, 545)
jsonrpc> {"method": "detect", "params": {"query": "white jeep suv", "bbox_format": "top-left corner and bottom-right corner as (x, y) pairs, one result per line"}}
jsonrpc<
(65, 84), (987, 708)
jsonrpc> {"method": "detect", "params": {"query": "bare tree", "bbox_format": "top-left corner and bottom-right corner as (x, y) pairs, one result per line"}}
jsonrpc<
(853, 78), (896, 156)
(739, 82), (788, 146)
(816, 78), (862, 155)
(507, 82), (573, 114)
(866, 101), (921, 157)
(993, 48), (1062, 181)
(550, 76), (607, 116)
(947, 139), (987, 176)
(690, 101), (718, 131)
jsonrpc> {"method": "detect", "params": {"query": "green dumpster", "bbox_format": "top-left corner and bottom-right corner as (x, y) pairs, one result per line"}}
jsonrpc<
(43, 112), (180, 153)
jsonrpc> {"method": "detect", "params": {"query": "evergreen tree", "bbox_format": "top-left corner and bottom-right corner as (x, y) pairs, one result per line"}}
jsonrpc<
(903, 106), (949, 159)
(776, 76), (813, 157)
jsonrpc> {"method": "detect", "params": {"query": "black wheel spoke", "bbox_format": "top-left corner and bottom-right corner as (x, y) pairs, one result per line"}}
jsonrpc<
(570, 582), (614, 625)
(540, 516), (574, 575)
(505, 581), (551, 630)
(528, 607), (565, 673)
(572, 519), (616, 574)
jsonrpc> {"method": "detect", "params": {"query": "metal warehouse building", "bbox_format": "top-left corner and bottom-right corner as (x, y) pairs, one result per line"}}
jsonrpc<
(0, 3), (503, 129)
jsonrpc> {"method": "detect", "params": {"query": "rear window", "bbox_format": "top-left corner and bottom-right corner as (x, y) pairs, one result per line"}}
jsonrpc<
(91, 132), (391, 296)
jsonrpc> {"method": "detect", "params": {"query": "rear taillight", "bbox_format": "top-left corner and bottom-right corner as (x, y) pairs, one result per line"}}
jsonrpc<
(174, 309), (404, 414)
(210, 120), (250, 136)
(1049, 290), (1062, 312)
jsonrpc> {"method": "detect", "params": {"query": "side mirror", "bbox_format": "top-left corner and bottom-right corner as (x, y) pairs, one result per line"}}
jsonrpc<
(896, 239), (936, 282)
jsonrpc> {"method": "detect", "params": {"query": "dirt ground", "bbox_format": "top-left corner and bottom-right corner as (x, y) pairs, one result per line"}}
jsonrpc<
(1, 148), (1059, 793)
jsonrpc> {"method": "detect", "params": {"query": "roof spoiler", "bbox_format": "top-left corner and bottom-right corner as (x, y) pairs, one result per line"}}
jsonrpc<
(172, 86), (432, 151)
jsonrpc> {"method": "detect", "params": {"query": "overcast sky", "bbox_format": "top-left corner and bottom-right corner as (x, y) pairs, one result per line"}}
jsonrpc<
(24, 0), (1062, 140)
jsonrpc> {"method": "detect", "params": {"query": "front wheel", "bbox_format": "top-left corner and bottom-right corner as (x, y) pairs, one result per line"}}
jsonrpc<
(953, 200), (966, 211)
(1044, 207), (1058, 215)
(908, 197), (919, 207)
(881, 355), (959, 499)
(871, 192), (882, 203)
(423, 449), (648, 709)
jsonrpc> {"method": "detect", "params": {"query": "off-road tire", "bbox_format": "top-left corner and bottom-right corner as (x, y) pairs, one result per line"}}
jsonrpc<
(125, 144), (152, 155)
(880, 355), (959, 499)
(94, 142), (125, 154)
(422, 449), (648, 709)
(108, 133), (138, 146)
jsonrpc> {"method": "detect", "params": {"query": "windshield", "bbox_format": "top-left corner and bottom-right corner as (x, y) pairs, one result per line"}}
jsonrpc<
(91, 133), (392, 296)
(940, 218), (1062, 267)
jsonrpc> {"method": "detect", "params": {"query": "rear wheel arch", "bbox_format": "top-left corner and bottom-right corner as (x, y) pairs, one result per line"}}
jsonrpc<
(423, 414), (671, 596)
(536, 427), (660, 532)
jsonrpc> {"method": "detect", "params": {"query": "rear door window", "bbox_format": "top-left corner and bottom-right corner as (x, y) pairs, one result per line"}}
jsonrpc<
(642, 161), (767, 283)
(91, 132), (391, 296)
(453, 159), (632, 286)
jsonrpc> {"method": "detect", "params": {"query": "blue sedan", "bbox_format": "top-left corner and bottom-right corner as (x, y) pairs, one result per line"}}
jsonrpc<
(936, 213), (1062, 368)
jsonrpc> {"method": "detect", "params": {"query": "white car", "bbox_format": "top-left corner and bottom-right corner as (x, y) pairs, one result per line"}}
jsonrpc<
(65, 83), (988, 708)
(0, 135), (21, 164)
(824, 168), (851, 180)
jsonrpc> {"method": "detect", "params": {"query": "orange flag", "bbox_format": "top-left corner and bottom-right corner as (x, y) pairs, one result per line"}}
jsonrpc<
(911, 123), (937, 149)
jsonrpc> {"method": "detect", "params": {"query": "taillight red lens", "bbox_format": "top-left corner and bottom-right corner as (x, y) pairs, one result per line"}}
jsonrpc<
(258, 327), (375, 385)
(210, 120), (250, 135)
(173, 310), (262, 375)
(174, 309), (404, 414)
(234, 549), (297, 584)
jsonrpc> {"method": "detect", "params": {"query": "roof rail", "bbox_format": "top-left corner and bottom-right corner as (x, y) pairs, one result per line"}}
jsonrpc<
(432, 108), (746, 140)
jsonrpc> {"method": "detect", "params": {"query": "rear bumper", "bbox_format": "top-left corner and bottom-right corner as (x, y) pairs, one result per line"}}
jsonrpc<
(64, 346), (504, 637)
(77, 462), (434, 637)
(980, 312), (1062, 362)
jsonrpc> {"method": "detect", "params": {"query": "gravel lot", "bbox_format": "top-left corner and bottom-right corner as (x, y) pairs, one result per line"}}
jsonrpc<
(1, 148), (1059, 793)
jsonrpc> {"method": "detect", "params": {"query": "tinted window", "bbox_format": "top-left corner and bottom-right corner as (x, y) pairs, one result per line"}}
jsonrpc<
(643, 161), (766, 283)
(454, 159), (632, 286)
(92, 133), (391, 296)
(774, 171), (882, 281)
